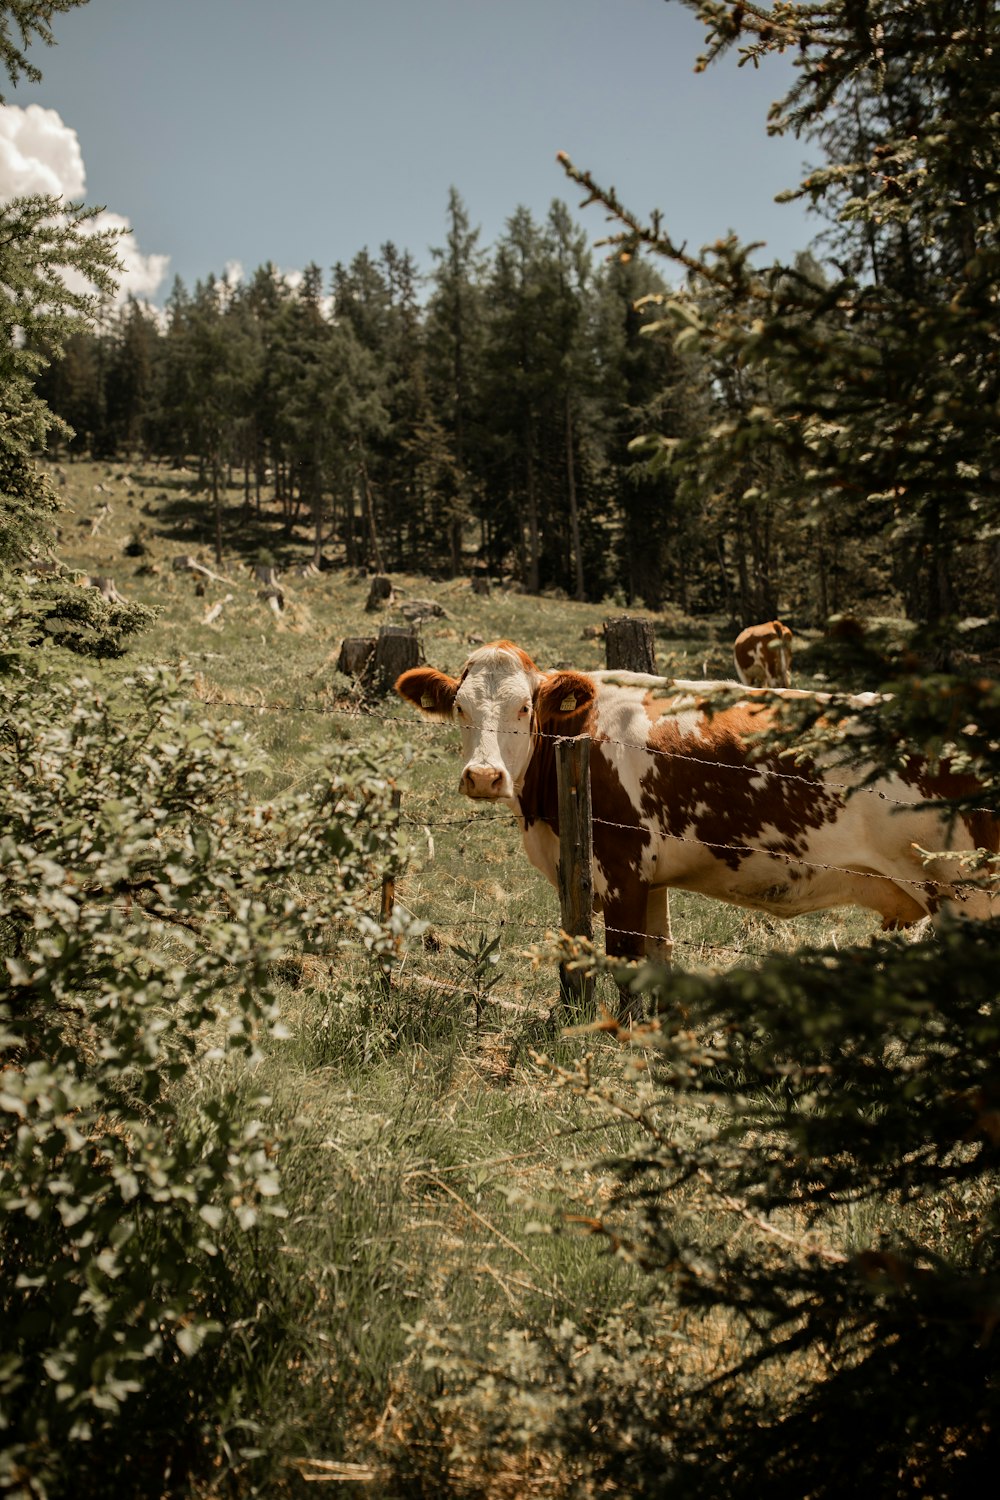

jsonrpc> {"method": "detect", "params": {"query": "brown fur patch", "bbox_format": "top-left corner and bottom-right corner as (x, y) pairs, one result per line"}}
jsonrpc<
(903, 759), (1000, 855)
(396, 666), (459, 718)
(519, 671), (595, 830)
(639, 700), (842, 872)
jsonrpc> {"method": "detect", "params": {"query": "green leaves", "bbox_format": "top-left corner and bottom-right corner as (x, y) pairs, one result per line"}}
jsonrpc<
(0, 629), (404, 1486)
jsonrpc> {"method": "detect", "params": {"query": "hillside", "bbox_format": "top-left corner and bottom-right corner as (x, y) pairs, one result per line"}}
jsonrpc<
(4, 456), (887, 1493)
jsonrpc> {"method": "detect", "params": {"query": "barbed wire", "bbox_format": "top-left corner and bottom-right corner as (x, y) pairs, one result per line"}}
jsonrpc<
(395, 800), (995, 900)
(588, 813), (991, 898)
(79, 894), (813, 969)
(190, 691), (999, 819)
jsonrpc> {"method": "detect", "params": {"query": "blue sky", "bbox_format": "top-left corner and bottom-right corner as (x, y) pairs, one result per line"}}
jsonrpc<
(3, 0), (820, 302)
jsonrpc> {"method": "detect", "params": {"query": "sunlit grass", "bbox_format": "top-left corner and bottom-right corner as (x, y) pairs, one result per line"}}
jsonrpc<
(41, 457), (901, 1495)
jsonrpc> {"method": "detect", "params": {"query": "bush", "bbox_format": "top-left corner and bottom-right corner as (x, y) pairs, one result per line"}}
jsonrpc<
(428, 929), (1000, 1499)
(0, 610), (405, 1496)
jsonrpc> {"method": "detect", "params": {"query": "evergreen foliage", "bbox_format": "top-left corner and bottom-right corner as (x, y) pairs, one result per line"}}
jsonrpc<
(448, 3), (1000, 1492)
(30, 200), (825, 613)
(0, 193), (119, 569)
(0, 1), (85, 96)
(0, 1), (134, 672)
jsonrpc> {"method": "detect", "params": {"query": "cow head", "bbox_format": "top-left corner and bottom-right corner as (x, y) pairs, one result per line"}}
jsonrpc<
(396, 641), (595, 803)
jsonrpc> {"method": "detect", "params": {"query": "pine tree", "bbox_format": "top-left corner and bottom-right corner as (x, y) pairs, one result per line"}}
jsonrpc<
(102, 297), (161, 459)
(538, 200), (593, 601)
(537, 4), (1000, 1493)
(591, 250), (707, 610)
(0, 1), (121, 571)
(273, 264), (387, 568)
(425, 188), (487, 573)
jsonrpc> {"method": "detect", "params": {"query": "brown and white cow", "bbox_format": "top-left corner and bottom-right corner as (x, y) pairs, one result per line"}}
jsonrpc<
(734, 619), (793, 689)
(396, 640), (997, 975)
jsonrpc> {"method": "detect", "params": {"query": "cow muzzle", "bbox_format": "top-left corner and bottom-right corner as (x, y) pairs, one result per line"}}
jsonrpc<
(460, 764), (511, 799)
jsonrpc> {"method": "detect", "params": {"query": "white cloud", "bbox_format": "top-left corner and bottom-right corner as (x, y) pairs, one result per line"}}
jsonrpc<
(93, 208), (171, 302)
(0, 103), (169, 305)
(0, 102), (85, 199)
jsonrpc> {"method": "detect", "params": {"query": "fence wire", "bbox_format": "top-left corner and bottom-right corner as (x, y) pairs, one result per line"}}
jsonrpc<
(194, 690), (998, 819)
(64, 683), (998, 1004)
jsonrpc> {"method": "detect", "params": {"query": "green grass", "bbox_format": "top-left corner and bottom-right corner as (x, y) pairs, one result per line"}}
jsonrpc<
(30, 457), (896, 1495)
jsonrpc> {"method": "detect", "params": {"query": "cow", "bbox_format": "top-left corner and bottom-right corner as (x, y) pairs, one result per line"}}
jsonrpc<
(734, 619), (793, 689)
(396, 640), (998, 1001)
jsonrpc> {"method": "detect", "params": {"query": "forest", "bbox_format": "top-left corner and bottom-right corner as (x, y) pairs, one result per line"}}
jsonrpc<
(35, 185), (985, 631)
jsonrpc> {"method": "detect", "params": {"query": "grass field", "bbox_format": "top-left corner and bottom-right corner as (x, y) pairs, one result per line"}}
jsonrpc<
(29, 458), (886, 1495)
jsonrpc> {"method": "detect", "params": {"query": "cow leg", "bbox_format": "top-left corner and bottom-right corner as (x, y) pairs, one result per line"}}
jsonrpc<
(603, 880), (650, 1026)
(644, 887), (673, 966)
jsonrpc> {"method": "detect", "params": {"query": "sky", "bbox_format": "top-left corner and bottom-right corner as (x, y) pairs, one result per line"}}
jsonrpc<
(0, 0), (822, 306)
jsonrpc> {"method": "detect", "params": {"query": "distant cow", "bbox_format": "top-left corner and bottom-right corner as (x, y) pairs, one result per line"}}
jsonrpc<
(397, 641), (997, 990)
(734, 620), (793, 689)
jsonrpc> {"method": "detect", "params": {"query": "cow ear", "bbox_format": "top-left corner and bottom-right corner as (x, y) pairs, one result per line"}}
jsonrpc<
(396, 666), (459, 719)
(535, 670), (595, 731)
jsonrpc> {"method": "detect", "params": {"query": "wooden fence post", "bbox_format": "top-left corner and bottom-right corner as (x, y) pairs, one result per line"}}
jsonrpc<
(555, 736), (595, 1010)
(378, 787), (402, 996)
(604, 615), (656, 673)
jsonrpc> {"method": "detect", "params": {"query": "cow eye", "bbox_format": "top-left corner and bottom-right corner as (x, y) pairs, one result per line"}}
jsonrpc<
(518, 702), (530, 718)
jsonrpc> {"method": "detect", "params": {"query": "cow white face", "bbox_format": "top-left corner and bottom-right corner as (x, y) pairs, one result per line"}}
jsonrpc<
(396, 644), (541, 801)
(397, 642), (597, 806)
(452, 649), (538, 799)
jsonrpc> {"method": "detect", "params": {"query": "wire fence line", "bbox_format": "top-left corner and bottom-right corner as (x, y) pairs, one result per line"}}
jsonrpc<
(64, 686), (996, 993)
(173, 687), (1000, 921)
(398, 804), (993, 901)
(84, 895), (795, 987)
(192, 690), (998, 819)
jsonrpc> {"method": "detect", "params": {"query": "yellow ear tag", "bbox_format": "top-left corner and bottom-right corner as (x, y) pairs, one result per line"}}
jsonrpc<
(559, 694), (578, 713)
(420, 693), (434, 709)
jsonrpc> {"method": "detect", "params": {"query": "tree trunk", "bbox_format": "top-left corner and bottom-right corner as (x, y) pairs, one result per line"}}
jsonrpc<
(359, 453), (385, 575)
(312, 469), (324, 568)
(604, 616), (656, 673)
(212, 456), (223, 567)
(817, 523), (831, 624)
(524, 440), (540, 594)
(565, 392), (585, 602)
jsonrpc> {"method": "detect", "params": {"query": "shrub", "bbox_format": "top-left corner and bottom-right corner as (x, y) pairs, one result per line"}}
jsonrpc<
(0, 609), (404, 1496)
(427, 928), (1000, 1499)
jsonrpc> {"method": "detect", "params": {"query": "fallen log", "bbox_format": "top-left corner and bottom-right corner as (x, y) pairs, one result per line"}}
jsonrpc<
(202, 593), (234, 626)
(172, 554), (235, 586)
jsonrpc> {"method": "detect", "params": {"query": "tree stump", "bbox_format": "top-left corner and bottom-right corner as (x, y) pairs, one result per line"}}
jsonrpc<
(258, 587), (284, 615)
(364, 574), (394, 612)
(84, 575), (125, 604)
(336, 636), (377, 677)
(604, 615), (656, 673)
(362, 625), (420, 695)
(254, 563), (281, 588)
